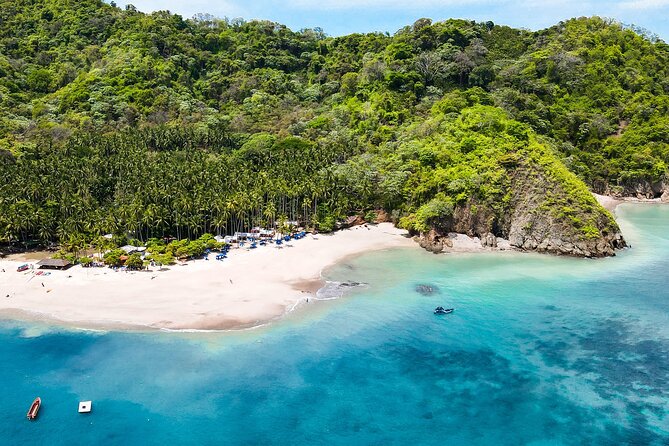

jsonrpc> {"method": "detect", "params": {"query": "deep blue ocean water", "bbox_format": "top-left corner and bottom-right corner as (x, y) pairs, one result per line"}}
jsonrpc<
(1, 204), (668, 445)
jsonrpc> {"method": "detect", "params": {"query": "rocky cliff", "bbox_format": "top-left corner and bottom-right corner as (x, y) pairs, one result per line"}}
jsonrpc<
(594, 178), (669, 201)
(415, 143), (627, 257)
(505, 157), (627, 257)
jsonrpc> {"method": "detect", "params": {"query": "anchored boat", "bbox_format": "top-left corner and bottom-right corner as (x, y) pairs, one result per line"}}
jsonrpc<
(434, 306), (454, 315)
(27, 397), (41, 420)
(78, 401), (92, 413)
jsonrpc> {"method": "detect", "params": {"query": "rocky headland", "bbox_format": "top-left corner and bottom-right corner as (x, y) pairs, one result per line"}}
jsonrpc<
(411, 143), (629, 258)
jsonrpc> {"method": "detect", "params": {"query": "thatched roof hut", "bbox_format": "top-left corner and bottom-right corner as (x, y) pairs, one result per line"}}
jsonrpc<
(36, 259), (72, 270)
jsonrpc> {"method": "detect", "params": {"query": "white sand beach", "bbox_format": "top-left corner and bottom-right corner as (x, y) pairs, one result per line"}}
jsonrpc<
(4, 202), (621, 331)
(593, 193), (623, 212)
(0, 193), (638, 332)
(0, 224), (415, 331)
(593, 192), (669, 211)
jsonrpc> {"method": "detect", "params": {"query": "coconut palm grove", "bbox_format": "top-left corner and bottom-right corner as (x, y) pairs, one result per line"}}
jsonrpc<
(1, 0), (668, 260)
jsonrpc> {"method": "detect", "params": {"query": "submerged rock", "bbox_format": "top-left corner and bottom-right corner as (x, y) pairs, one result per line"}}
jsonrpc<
(340, 281), (362, 287)
(415, 284), (439, 295)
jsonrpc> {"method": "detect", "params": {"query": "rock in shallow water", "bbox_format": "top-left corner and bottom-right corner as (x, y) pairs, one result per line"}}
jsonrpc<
(340, 281), (362, 287)
(416, 229), (453, 254)
(415, 284), (439, 295)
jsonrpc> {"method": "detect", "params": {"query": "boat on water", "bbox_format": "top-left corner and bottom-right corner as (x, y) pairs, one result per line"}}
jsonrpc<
(434, 306), (454, 315)
(27, 397), (41, 420)
(78, 401), (92, 413)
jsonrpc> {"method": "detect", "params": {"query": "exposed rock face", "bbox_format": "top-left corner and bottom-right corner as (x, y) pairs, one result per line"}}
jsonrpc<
(341, 210), (392, 227)
(416, 229), (452, 254)
(507, 220), (626, 257)
(505, 164), (627, 257)
(662, 189), (669, 203)
(339, 215), (365, 228)
(606, 179), (667, 200)
(414, 148), (628, 258)
(415, 201), (626, 257)
(450, 205), (499, 237)
(374, 209), (391, 223)
(480, 232), (497, 248)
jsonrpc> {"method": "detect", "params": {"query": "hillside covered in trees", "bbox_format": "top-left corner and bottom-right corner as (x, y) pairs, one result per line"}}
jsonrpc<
(1, 0), (667, 257)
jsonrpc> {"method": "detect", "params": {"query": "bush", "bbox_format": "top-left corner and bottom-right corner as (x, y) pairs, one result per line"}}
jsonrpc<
(187, 240), (206, 257)
(166, 239), (187, 257)
(317, 215), (336, 232)
(150, 253), (175, 266)
(103, 248), (125, 267)
(78, 256), (93, 266)
(398, 214), (417, 232)
(146, 238), (167, 254)
(196, 234), (217, 249)
(314, 204), (338, 232)
(414, 196), (455, 232)
(125, 253), (144, 269)
(112, 234), (128, 248)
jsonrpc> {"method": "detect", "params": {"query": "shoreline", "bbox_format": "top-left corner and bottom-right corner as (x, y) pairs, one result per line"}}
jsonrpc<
(0, 221), (513, 333)
(593, 193), (623, 212)
(593, 192), (668, 212)
(0, 223), (416, 332)
(0, 198), (662, 333)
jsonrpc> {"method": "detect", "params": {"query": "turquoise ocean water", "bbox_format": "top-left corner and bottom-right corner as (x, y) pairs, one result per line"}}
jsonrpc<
(1, 204), (668, 445)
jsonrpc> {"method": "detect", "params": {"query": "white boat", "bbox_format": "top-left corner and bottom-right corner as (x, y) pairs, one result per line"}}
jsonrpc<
(78, 401), (92, 413)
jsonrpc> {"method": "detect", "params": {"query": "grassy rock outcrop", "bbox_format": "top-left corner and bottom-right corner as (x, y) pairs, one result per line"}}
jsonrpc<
(505, 143), (627, 257)
(401, 106), (627, 257)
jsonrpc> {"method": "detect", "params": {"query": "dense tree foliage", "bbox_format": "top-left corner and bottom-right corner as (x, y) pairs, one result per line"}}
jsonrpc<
(0, 0), (666, 248)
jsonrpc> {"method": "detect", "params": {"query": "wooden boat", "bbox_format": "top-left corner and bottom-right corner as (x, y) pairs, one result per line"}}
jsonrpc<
(27, 397), (41, 420)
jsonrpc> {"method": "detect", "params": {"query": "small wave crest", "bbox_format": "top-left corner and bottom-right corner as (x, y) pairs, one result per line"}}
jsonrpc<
(316, 280), (367, 300)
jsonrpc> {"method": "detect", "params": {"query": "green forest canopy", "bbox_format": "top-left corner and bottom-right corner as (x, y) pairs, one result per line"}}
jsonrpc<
(0, 0), (667, 249)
